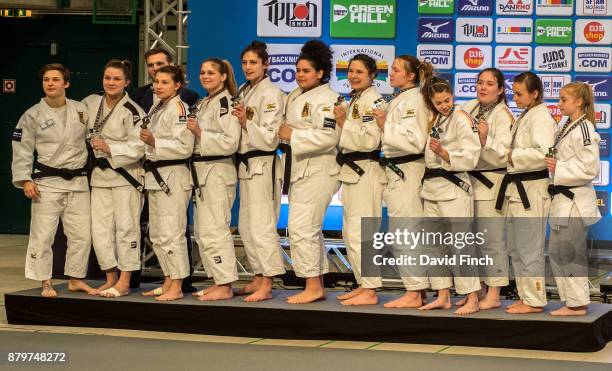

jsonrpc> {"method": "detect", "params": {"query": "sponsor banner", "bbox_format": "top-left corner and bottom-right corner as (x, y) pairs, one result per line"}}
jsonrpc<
(541, 74), (572, 99)
(535, 0), (574, 16)
(455, 45), (492, 70)
(576, 0), (612, 16)
(456, 17), (493, 43)
(458, 0), (493, 15)
(454, 72), (478, 98)
(331, 44), (394, 94)
(418, 0), (455, 14)
(534, 46), (572, 72)
(418, 17), (454, 43)
(257, 0), (322, 37)
(267, 44), (302, 93)
(495, 45), (532, 71)
(416, 44), (454, 69)
(504, 72), (519, 100)
(600, 132), (610, 158)
(546, 102), (565, 123)
(535, 18), (573, 44)
(575, 19), (611, 45)
(330, 0), (397, 38)
(496, 0), (533, 15)
(574, 47), (612, 72)
(495, 17), (533, 43)
(593, 160), (610, 187)
(595, 103), (611, 130)
(595, 190), (608, 216)
(574, 75), (611, 101)
(438, 72), (455, 87)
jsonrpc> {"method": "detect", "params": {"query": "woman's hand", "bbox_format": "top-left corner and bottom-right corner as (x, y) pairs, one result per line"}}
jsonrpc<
(231, 104), (247, 129)
(429, 138), (450, 163)
(278, 124), (292, 142)
(373, 108), (386, 131)
(23, 181), (40, 199)
(140, 128), (155, 147)
(187, 117), (201, 137)
(477, 120), (489, 147)
(91, 138), (111, 155)
(545, 157), (557, 174)
(333, 105), (347, 129)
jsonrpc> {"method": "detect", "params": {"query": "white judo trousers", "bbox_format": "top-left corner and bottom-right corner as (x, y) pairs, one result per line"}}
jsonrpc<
(26, 191), (91, 281)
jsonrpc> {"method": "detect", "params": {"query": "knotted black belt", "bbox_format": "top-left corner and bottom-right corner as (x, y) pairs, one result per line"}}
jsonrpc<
(336, 150), (381, 176)
(189, 154), (234, 198)
(235, 149), (279, 199)
(548, 184), (576, 200)
(143, 158), (189, 194)
(422, 167), (470, 193)
(467, 168), (506, 189)
(379, 153), (424, 179)
(90, 157), (145, 193)
(31, 160), (88, 181)
(495, 169), (549, 210)
(278, 143), (291, 195)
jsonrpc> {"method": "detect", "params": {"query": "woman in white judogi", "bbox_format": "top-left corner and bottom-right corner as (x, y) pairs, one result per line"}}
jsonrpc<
(546, 82), (600, 316)
(333, 54), (386, 306)
(278, 40), (341, 304)
(139, 65), (194, 301)
(82, 59), (145, 298)
(372, 55), (434, 308)
(12, 64), (94, 297)
(187, 58), (241, 301)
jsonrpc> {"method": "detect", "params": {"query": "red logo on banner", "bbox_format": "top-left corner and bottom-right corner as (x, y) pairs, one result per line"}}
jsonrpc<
(464, 47), (484, 68)
(547, 104), (563, 123)
(294, 3), (310, 19)
(584, 22), (604, 43)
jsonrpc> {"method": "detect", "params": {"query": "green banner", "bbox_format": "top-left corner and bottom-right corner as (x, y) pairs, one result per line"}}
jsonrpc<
(330, 0), (396, 38)
(417, 0), (455, 14)
(535, 19), (573, 45)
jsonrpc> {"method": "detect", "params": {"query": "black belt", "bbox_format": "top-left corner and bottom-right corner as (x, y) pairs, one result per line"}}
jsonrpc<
(380, 154), (424, 179)
(278, 143), (291, 195)
(143, 158), (189, 194)
(495, 169), (549, 210)
(548, 184), (576, 200)
(467, 168), (506, 189)
(235, 149), (279, 199)
(31, 160), (88, 181)
(90, 157), (145, 193)
(189, 154), (234, 198)
(422, 167), (470, 193)
(336, 150), (381, 176)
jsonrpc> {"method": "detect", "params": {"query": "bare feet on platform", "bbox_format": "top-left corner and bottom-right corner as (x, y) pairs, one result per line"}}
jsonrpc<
(479, 286), (501, 310)
(505, 301), (543, 314)
(244, 277), (273, 302)
(550, 305), (587, 316)
(336, 287), (364, 301)
(384, 291), (424, 308)
(455, 284), (486, 307)
(235, 276), (263, 296)
(341, 289), (378, 306)
(142, 277), (172, 296)
(419, 289), (452, 311)
(454, 292), (479, 315)
(90, 270), (119, 295)
(193, 285), (219, 297)
(198, 285), (234, 301)
(68, 278), (97, 295)
(506, 300), (523, 309)
(156, 279), (184, 301)
(41, 280), (57, 298)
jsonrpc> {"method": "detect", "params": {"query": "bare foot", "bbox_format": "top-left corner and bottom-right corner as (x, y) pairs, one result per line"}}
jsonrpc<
(454, 294), (479, 315)
(455, 286), (486, 306)
(90, 280), (117, 296)
(99, 286), (130, 298)
(506, 300), (523, 309)
(418, 295), (452, 311)
(505, 301), (543, 314)
(142, 287), (164, 296)
(341, 290), (378, 306)
(479, 297), (501, 310)
(244, 287), (273, 302)
(384, 292), (423, 308)
(337, 287), (364, 301)
(155, 291), (184, 301)
(198, 286), (234, 301)
(68, 279), (97, 294)
(287, 288), (326, 304)
(550, 305), (587, 316)
(193, 285), (218, 297)
(235, 276), (262, 296)
(41, 281), (57, 298)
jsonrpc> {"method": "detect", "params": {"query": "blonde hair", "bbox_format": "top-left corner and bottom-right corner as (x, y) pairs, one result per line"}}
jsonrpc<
(561, 82), (595, 124)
